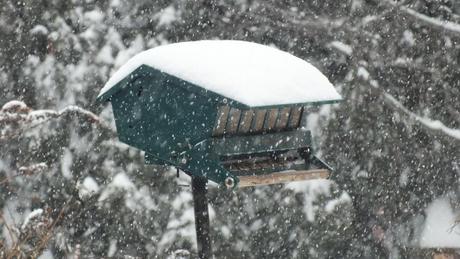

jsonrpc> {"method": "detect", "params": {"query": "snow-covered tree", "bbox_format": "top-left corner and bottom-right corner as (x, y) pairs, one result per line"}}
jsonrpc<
(1, 0), (459, 258)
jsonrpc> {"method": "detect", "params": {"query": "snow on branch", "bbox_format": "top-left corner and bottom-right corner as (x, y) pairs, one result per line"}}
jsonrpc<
(385, 0), (460, 34)
(401, 7), (460, 34)
(382, 92), (460, 140)
(1, 162), (48, 187)
(357, 67), (460, 141)
(328, 41), (353, 56)
(0, 100), (115, 139)
(19, 162), (48, 176)
(1, 101), (101, 125)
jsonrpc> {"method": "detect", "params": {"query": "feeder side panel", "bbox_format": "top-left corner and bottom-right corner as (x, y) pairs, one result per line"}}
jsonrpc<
(111, 80), (147, 150)
(141, 75), (219, 160)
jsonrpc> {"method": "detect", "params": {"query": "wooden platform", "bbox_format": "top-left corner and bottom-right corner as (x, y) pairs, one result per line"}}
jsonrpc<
(238, 169), (329, 188)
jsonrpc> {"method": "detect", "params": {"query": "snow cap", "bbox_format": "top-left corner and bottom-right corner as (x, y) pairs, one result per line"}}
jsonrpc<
(98, 40), (342, 107)
(419, 197), (460, 248)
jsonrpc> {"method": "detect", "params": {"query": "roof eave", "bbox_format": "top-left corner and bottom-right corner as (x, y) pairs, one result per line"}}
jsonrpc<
(243, 97), (343, 110)
(96, 65), (155, 104)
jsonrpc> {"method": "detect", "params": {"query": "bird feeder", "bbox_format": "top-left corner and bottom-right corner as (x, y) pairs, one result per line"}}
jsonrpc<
(97, 40), (341, 189)
(97, 40), (342, 258)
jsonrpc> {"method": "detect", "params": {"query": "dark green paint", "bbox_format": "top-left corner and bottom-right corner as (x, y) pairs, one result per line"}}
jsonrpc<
(107, 66), (223, 159)
(99, 64), (334, 187)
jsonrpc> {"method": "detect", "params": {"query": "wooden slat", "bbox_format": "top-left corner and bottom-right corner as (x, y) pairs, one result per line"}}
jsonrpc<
(265, 108), (279, 131)
(238, 110), (254, 134)
(275, 107), (291, 130)
(238, 169), (329, 188)
(213, 106), (230, 136)
(226, 108), (242, 134)
(251, 109), (267, 133)
(288, 107), (303, 128)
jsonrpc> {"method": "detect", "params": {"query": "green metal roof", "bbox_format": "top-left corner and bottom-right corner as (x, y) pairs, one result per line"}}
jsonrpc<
(97, 64), (341, 109)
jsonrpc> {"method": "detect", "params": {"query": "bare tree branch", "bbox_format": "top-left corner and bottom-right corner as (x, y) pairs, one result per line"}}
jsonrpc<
(358, 70), (460, 142)
(0, 100), (116, 140)
(381, 88), (460, 140)
(384, 0), (460, 34)
(400, 6), (460, 34)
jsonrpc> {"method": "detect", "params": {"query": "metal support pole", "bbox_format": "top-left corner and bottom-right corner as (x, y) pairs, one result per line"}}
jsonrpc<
(192, 176), (212, 259)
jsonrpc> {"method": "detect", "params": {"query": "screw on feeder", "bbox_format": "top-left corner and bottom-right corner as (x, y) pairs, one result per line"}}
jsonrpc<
(180, 157), (187, 165)
(225, 177), (235, 189)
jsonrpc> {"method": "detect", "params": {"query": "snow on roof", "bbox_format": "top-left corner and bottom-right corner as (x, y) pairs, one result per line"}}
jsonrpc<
(99, 40), (341, 107)
(419, 197), (460, 248)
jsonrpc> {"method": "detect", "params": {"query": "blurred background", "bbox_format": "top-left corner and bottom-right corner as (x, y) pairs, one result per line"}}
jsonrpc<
(1, 0), (460, 258)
